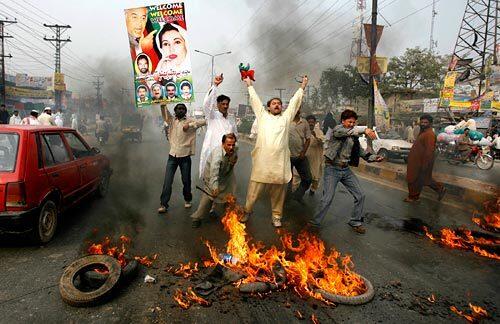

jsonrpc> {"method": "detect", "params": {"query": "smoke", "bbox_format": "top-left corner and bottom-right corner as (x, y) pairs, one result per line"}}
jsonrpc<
(244, 0), (352, 97)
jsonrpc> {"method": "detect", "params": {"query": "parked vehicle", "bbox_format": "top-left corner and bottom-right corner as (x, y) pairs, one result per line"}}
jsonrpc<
(0, 125), (112, 243)
(359, 128), (413, 162)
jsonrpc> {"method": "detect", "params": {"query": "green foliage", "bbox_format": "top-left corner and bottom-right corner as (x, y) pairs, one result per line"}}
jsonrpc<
(383, 47), (448, 93)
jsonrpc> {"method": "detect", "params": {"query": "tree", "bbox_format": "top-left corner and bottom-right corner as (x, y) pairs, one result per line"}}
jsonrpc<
(383, 47), (448, 94)
(317, 65), (369, 109)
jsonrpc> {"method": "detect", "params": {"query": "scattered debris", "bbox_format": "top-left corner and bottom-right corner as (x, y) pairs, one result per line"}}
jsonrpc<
(311, 313), (320, 324)
(144, 274), (156, 283)
(295, 310), (305, 320)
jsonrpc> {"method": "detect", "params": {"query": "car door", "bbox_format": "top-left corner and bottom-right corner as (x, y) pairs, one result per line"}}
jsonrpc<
(40, 132), (81, 204)
(63, 131), (100, 194)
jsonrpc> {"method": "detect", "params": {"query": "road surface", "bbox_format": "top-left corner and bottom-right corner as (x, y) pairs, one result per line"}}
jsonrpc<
(0, 127), (498, 323)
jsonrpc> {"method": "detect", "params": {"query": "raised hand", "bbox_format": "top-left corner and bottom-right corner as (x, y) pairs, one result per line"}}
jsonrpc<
(214, 73), (224, 86)
(243, 76), (253, 87)
(300, 75), (308, 89)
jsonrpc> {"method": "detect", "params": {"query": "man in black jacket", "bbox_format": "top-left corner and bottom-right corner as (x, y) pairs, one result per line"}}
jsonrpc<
(310, 109), (383, 234)
(0, 105), (9, 124)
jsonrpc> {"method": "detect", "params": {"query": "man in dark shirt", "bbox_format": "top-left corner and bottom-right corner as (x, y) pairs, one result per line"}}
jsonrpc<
(310, 109), (383, 234)
(0, 105), (9, 124)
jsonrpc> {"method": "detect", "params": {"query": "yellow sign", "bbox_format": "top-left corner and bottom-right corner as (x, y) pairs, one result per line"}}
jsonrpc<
(6, 86), (53, 99)
(356, 56), (388, 74)
(492, 101), (500, 110)
(449, 100), (471, 109)
(54, 72), (66, 91)
(443, 72), (458, 88)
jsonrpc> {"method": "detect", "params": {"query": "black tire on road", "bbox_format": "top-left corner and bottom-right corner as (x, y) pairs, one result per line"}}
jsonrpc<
(59, 255), (122, 307)
(315, 274), (375, 305)
(81, 259), (139, 288)
(31, 200), (58, 244)
(96, 170), (111, 198)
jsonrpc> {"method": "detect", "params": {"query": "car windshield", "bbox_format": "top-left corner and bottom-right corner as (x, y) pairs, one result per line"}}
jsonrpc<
(0, 133), (19, 172)
(378, 130), (402, 140)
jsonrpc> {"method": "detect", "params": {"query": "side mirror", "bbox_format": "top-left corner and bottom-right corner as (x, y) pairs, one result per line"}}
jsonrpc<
(91, 147), (100, 155)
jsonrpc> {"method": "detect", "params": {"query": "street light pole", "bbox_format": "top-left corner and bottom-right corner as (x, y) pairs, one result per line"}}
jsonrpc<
(194, 49), (231, 86)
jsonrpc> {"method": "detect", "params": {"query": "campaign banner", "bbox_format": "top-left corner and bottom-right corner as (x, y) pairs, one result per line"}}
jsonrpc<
(53, 72), (66, 91)
(6, 86), (53, 99)
(124, 2), (194, 108)
(373, 80), (390, 130)
(15, 73), (52, 90)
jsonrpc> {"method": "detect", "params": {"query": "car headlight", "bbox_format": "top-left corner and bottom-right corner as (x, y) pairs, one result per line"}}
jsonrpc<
(391, 146), (399, 151)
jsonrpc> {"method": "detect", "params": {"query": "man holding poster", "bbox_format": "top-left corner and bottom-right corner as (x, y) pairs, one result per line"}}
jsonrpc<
(124, 2), (194, 108)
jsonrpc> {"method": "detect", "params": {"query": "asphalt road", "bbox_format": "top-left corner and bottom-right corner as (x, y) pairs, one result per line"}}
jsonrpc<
(0, 127), (498, 323)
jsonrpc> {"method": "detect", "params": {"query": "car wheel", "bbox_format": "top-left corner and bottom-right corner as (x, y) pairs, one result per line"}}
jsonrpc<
(32, 200), (58, 244)
(96, 170), (111, 198)
(59, 255), (122, 307)
(378, 149), (389, 160)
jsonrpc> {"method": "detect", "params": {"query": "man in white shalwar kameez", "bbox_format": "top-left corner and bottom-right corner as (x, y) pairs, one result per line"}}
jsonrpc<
(199, 74), (238, 177)
(241, 75), (308, 228)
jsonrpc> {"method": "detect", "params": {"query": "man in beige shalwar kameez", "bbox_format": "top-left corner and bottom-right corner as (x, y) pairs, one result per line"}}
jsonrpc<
(241, 75), (308, 228)
(305, 115), (324, 194)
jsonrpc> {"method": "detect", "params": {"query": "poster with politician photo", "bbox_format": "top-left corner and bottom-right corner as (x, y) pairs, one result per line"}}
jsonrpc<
(124, 2), (194, 108)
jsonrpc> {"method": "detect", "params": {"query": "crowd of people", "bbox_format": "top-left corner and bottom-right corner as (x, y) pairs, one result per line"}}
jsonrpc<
(0, 104), (74, 127)
(157, 74), (448, 233)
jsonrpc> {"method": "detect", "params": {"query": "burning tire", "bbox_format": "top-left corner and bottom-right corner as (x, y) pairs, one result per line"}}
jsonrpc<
(59, 255), (122, 307)
(315, 275), (374, 305)
(81, 259), (139, 289)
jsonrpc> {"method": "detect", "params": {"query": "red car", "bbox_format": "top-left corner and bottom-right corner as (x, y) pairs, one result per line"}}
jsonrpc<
(0, 125), (112, 243)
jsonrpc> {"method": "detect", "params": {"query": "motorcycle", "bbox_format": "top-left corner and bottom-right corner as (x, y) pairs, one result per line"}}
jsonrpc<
(444, 144), (494, 170)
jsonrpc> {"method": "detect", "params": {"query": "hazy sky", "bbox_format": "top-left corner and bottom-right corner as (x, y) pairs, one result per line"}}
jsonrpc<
(1, 0), (468, 106)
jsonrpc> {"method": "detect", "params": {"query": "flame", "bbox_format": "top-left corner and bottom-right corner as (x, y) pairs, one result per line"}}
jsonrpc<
(472, 197), (500, 233)
(166, 262), (200, 278)
(450, 303), (489, 322)
(173, 287), (211, 309)
(311, 314), (319, 324)
(87, 235), (157, 268)
(204, 196), (367, 303)
(427, 294), (436, 303)
(422, 227), (500, 260)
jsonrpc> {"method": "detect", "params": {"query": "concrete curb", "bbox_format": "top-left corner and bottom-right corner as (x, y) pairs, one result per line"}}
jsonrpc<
(356, 161), (497, 207)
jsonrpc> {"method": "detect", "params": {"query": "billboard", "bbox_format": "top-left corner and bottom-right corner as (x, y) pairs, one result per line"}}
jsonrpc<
(15, 73), (52, 89)
(6, 86), (53, 99)
(124, 2), (193, 108)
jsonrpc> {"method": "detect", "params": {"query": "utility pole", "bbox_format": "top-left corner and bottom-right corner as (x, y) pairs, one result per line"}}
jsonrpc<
(368, 0), (378, 131)
(429, 0), (438, 53)
(275, 88), (286, 99)
(93, 75), (104, 115)
(194, 49), (231, 86)
(0, 18), (16, 106)
(43, 24), (71, 111)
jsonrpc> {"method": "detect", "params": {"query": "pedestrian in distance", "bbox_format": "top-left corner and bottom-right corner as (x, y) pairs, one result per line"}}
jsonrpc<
(158, 103), (206, 213)
(309, 109), (384, 234)
(405, 114), (446, 203)
(38, 107), (56, 126)
(9, 110), (22, 125)
(0, 104), (10, 124)
(21, 110), (41, 125)
(191, 133), (238, 228)
(241, 75), (308, 228)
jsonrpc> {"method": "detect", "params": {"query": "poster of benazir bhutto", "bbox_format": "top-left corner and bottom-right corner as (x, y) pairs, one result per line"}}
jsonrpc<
(124, 2), (194, 108)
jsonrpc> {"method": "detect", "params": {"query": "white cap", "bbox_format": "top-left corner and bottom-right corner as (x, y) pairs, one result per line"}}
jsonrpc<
(31, 109), (39, 113)
(43, 107), (52, 111)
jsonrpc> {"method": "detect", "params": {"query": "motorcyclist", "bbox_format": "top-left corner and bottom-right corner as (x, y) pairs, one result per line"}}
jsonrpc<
(456, 128), (472, 161)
